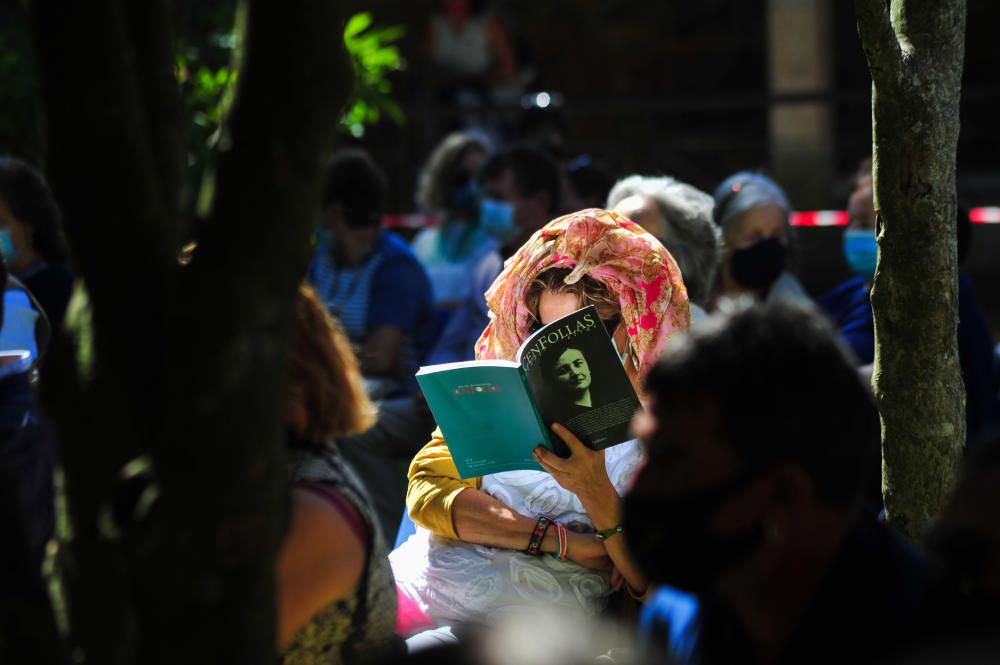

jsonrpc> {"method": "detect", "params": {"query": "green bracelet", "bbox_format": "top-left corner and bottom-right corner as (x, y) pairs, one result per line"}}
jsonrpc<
(595, 525), (624, 541)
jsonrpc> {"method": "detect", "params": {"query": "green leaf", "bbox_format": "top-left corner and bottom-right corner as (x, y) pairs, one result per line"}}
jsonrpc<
(344, 12), (373, 40)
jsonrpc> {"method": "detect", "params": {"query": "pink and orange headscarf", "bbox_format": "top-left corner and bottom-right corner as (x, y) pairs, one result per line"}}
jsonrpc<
(475, 208), (690, 377)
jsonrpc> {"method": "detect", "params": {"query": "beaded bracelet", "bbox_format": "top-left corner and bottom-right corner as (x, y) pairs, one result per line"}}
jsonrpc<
(526, 515), (554, 556)
(595, 524), (624, 542)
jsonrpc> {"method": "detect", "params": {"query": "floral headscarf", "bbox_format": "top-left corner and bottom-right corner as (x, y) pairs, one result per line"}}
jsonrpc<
(475, 208), (690, 376)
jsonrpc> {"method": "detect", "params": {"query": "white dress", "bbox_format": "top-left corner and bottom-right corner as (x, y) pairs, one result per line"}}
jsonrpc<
(390, 439), (643, 626)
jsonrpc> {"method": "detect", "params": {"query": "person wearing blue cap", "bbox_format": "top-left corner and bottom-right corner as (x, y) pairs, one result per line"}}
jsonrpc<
(710, 171), (812, 308)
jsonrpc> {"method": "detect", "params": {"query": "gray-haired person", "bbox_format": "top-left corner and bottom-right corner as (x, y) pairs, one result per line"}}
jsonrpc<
(607, 175), (721, 319)
(710, 171), (812, 307)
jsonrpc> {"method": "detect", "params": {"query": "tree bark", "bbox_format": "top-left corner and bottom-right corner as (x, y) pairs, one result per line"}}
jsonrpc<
(30, 0), (351, 662)
(854, 0), (966, 540)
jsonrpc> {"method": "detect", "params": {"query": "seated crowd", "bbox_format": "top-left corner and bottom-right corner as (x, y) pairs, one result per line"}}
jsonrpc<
(2, 130), (1000, 665)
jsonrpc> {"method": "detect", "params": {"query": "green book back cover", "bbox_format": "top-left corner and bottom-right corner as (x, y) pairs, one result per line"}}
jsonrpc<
(416, 362), (551, 479)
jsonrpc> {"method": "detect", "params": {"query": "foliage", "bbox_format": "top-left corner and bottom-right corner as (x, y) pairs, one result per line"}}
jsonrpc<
(176, 10), (404, 213)
(0, 6), (43, 164)
(341, 12), (406, 138)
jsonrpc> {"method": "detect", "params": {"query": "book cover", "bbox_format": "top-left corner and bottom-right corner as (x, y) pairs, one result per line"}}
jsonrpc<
(416, 305), (640, 477)
(416, 360), (550, 479)
(518, 306), (640, 457)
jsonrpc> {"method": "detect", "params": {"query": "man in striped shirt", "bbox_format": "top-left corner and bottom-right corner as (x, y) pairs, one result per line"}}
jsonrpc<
(308, 149), (436, 542)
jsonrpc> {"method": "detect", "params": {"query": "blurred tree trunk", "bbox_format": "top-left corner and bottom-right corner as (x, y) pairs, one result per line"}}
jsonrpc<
(855, 0), (966, 541)
(29, 1), (351, 662)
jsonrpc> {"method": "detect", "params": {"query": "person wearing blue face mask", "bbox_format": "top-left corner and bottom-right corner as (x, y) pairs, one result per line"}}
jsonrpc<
(411, 132), (498, 322)
(428, 144), (560, 364)
(815, 166), (878, 365)
(0, 157), (73, 338)
(819, 159), (998, 444)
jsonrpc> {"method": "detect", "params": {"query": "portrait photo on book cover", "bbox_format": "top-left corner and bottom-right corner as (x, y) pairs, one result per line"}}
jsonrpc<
(530, 329), (638, 454)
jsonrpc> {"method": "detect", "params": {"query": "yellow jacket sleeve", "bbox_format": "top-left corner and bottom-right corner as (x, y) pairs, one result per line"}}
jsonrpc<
(406, 427), (481, 540)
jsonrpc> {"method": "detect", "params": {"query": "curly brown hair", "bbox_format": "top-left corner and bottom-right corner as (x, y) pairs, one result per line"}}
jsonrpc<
(285, 284), (375, 444)
(523, 268), (621, 330)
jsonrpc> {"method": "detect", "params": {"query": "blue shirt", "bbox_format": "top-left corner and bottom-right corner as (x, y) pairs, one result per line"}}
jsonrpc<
(817, 276), (875, 365)
(427, 249), (503, 364)
(308, 231), (435, 393)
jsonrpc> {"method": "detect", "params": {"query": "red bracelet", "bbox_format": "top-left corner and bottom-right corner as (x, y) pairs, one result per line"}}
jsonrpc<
(526, 515), (553, 556)
(556, 523), (568, 560)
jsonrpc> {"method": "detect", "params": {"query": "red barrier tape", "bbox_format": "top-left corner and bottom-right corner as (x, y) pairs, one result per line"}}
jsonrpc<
(789, 208), (999, 227)
(383, 214), (440, 229)
(789, 211), (849, 227)
(385, 209), (1000, 229)
(970, 207), (1000, 224)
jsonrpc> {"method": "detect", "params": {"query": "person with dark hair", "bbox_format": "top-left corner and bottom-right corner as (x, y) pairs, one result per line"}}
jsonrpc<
(537, 338), (622, 438)
(428, 143), (561, 364)
(816, 164), (878, 365)
(546, 346), (593, 406)
(628, 301), (925, 665)
(710, 171), (811, 308)
(0, 156), (73, 336)
(307, 148), (436, 542)
(823, 159), (998, 440)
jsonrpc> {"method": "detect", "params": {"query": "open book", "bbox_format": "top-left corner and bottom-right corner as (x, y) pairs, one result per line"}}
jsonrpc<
(416, 305), (640, 478)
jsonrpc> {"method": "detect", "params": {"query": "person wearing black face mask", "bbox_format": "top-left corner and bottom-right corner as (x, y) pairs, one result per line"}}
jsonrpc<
(627, 301), (926, 665)
(710, 172), (812, 310)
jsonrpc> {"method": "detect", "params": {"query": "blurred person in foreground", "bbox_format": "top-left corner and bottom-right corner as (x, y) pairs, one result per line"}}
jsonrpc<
(278, 285), (399, 664)
(428, 144), (561, 364)
(914, 431), (1000, 662)
(308, 149), (436, 542)
(607, 175), (721, 320)
(710, 172), (811, 309)
(0, 157), (74, 337)
(412, 131), (497, 322)
(627, 301), (924, 665)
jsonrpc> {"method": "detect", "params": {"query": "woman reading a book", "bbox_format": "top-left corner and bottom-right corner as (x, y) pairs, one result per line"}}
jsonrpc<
(391, 209), (690, 633)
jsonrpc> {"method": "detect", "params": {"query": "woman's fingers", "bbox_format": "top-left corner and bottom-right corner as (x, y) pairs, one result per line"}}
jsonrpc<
(533, 445), (568, 472)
